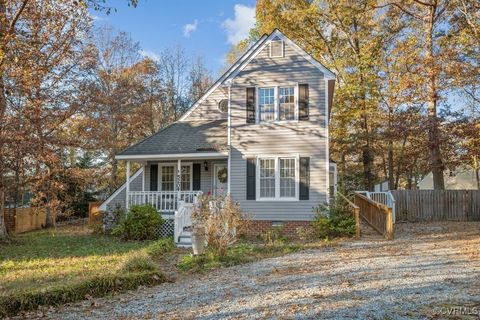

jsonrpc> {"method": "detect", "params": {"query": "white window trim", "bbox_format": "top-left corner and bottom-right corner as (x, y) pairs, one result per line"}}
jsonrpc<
(158, 162), (193, 191)
(256, 155), (299, 201)
(269, 39), (284, 58)
(256, 85), (299, 124)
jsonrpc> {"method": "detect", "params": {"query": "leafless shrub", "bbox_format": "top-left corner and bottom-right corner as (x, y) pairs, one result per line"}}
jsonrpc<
(192, 193), (250, 256)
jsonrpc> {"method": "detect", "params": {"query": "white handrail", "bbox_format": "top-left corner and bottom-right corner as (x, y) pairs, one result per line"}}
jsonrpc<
(174, 201), (186, 243)
(357, 190), (396, 223)
(174, 191), (202, 243)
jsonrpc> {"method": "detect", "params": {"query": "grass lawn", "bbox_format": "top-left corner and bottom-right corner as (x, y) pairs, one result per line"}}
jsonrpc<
(0, 224), (169, 317)
(0, 222), (339, 317)
(178, 242), (303, 273)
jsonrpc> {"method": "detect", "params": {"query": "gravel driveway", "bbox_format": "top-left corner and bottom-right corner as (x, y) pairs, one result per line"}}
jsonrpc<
(34, 222), (480, 319)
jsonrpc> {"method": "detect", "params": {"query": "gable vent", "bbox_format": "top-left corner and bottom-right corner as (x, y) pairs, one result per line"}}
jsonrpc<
(270, 40), (284, 58)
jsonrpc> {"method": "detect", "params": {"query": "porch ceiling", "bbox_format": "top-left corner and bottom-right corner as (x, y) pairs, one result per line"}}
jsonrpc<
(116, 119), (227, 160)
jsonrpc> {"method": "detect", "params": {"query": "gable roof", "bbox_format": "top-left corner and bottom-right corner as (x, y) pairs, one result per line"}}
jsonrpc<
(116, 119), (227, 159)
(180, 29), (336, 122)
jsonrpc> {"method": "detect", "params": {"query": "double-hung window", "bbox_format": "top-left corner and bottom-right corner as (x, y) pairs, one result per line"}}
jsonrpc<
(280, 158), (296, 197)
(161, 165), (175, 191)
(279, 87), (295, 121)
(180, 165), (192, 191)
(258, 88), (275, 122)
(159, 164), (192, 191)
(257, 157), (298, 200)
(259, 158), (276, 198)
(258, 86), (297, 123)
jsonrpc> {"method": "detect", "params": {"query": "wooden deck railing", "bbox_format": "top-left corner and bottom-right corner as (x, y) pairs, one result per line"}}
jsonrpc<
(354, 192), (394, 240)
(336, 192), (361, 239)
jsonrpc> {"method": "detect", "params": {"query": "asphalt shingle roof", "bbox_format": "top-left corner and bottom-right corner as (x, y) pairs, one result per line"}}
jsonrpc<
(118, 119), (227, 156)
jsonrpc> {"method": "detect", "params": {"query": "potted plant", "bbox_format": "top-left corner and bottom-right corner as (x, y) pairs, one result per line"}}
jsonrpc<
(191, 193), (209, 255)
(191, 224), (206, 255)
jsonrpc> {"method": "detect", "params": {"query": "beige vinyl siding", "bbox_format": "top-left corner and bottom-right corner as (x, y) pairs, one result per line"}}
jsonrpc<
(185, 86), (228, 121)
(230, 40), (327, 221)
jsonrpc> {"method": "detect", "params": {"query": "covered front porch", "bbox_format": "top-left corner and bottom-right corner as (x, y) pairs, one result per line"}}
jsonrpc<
(121, 154), (228, 246)
(123, 155), (229, 214)
(109, 119), (228, 245)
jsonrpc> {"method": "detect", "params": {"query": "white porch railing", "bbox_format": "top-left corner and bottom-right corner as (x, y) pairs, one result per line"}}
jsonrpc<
(357, 191), (396, 223)
(174, 201), (193, 243)
(128, 191), (200, 213)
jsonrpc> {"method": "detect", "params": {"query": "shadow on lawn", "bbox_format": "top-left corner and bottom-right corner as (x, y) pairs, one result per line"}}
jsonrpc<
(0, 224), (153, 261)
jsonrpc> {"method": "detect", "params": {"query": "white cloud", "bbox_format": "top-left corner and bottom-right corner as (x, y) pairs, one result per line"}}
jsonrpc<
(222, 4), (255, 45)
(89, 13), (105, 21)
(139, 50), (160, 62)
(183, 20), (198, 37)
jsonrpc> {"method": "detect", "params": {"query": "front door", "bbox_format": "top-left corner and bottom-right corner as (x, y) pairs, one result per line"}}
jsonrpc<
(213, 164), (228, 196)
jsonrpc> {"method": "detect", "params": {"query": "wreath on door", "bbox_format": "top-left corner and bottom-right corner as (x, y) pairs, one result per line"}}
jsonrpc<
(217, 167), (228, 183)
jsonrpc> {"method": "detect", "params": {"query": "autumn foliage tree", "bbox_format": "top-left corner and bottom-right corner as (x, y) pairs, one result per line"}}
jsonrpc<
(253, 0), (479, 191)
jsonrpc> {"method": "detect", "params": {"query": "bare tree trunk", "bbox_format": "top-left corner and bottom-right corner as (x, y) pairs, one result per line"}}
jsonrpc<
(387, 99), (395, 190)
(425, 3), (445, 190)
(474, 155), (480, 190)
(0, 183), (6, 238)
(340, 152), (346, 186)
(111, 152), (118, 193)
(352, 17), (374, 191)
(362, 144), (373, 190)
(0, 0), (8, 238)
(394, 135), (408, 189)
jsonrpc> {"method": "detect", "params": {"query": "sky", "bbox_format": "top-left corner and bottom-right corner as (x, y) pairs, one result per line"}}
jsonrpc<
(91, 0), (257, 75)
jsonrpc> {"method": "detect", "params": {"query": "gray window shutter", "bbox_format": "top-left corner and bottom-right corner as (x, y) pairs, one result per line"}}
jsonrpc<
(192, 163), (201, 191)
(246, 87), (256, 123)
(246, 158), (256, 200)
(299, 84), (309, 120)
(299, 157), (310, 200)
(150, 164), (158, 191)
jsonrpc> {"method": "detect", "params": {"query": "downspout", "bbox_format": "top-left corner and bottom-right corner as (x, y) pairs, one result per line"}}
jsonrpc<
(126, 161), (130, 211)
(325, 79), (330, 201)
(227, 83), (232, 194)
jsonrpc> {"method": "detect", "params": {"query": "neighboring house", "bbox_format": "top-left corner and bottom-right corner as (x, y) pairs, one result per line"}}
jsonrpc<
(99, 29), (337, 245)
(374, 181), (390, 192)
(418, 166), (480, 190)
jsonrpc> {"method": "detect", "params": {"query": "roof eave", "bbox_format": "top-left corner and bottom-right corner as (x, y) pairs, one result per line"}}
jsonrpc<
(115, 151), (229, 161)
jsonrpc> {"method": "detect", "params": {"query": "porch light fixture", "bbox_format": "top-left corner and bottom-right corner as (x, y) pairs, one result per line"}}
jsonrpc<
(204, 161), (208, 171)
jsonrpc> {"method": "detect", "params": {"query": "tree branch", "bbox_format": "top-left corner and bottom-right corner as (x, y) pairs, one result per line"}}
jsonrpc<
(7, 0), (30, 35)
(375, 2), (424, 20)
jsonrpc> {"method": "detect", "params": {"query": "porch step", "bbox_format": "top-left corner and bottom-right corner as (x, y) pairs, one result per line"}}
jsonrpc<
(176, 230), (192, 248)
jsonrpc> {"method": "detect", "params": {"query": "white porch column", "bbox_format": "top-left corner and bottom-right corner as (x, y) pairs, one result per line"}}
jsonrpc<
(177, 159), (181, 204)
(126, 161), (130, 211)
(227, 84), (231, 194)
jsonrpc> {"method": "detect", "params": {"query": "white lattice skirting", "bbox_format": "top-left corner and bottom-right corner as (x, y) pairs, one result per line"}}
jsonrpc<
(154, 217), (174, 238)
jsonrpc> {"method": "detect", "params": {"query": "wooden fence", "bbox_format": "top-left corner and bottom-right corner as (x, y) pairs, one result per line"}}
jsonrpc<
(392, 190), (480, 222)
(88, 201), (103, 225)
(3, 207), (47, 234)
(354, 193), (394, 240)
(337, 192), (361, 239)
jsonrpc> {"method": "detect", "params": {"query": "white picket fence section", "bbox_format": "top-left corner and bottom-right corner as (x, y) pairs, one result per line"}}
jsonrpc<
(357, 191), (396, 223)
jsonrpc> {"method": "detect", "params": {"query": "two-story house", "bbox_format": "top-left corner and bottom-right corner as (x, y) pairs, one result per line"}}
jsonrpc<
(99, 29), (337, 245)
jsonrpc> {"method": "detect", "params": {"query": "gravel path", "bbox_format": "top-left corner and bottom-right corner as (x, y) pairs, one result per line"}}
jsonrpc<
(33, 222), (480, 319)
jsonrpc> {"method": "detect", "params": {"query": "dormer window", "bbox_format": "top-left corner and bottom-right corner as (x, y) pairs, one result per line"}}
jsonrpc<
(269, 40), (284, 58)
